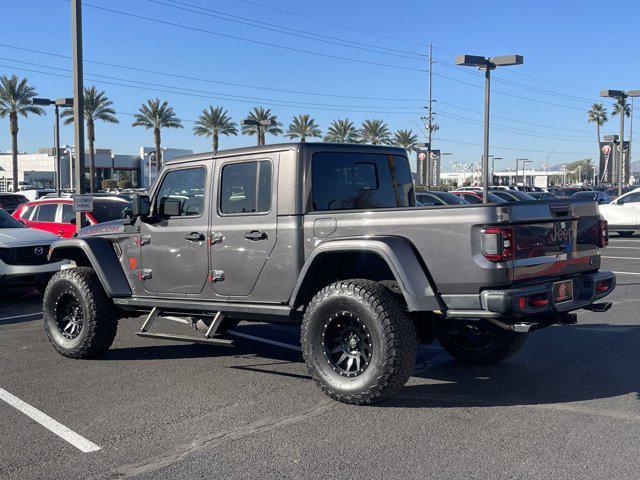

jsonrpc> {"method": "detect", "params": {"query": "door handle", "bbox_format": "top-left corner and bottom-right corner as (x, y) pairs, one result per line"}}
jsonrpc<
(244, 230), (267, 241)
(185, 232), (205, 242)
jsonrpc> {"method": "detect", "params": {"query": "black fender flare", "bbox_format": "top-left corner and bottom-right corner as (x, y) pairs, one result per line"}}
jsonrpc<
(48, 237), (132, 298)
(289, 236), (441, 312)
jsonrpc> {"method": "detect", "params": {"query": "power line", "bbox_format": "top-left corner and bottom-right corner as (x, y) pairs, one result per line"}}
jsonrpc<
(0, 56), (422, 109)
(0, 63), (426, 114)
(0, 42), (423, 102)
(433, 136), (593, 156)
(80, 1), (426, 72)
(433, 57), (596, 104)
(149, 0), (427, 60)
(436, 101), (593, 133)
(232, 0), (427, 47)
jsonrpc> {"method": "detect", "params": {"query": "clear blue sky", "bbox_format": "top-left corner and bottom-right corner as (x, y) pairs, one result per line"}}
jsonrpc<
(1, 0), (639, 171)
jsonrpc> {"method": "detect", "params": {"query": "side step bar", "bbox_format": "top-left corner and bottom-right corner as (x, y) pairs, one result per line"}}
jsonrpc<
(135, 331), (233, 346)
(135, 307), (233, 346)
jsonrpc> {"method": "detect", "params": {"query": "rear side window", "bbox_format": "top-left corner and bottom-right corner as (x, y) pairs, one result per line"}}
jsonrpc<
(219, 160), (272, 215)
(311, 153), (414, 211)
(61, 204), (75, 223)
(156, 167), (206, 217)
(34, 203), (58, 222)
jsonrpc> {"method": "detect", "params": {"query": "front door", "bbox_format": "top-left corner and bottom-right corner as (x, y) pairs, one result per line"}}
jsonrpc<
(210, 156), (277, 298)
(140, 165), (210, 295)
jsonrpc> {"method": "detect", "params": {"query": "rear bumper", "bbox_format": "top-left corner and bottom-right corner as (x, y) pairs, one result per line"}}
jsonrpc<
(445, 270), (615, 320)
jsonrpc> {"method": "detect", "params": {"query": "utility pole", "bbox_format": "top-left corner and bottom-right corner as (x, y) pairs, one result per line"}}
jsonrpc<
(426, 42), (433, 188)
(71, 0), (86, 230)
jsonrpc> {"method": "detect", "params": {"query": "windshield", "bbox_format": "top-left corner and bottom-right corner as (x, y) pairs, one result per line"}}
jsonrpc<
(0, 209), (24, 228)
(91, 201), (129, 223)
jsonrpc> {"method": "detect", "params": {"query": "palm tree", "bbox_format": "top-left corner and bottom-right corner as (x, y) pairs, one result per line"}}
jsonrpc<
(61, 86), (118, 192)
(612, 97), (632, 119)
(359, 119), (391, 145)
(286, 114), (321, 142)
(241, 107), (282, 146)
(323, 119), (359, 143)
(193, 106), (237, 152)
(0, 75), (44, 192)
(587, 103), (607, 152)
(132, 98), (183, 171)
(392, 129), (418, 152)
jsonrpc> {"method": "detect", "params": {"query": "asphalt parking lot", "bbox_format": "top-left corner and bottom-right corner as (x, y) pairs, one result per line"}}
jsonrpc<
(1, 236), (640, 480)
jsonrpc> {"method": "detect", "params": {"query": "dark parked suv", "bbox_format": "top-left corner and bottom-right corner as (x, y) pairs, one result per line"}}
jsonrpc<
(42, 143), (615, 404)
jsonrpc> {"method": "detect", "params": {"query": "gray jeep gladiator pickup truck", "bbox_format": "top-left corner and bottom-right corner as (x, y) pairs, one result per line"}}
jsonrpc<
(43, 143), (615, 404)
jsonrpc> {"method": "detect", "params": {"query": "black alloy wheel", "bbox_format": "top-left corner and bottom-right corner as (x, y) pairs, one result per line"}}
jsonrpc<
(322, 311), (372, 378)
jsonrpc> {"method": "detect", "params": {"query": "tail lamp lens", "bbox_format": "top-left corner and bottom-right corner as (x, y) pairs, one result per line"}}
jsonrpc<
(598, 220), (609, 248)
(482, 226), (515, 261)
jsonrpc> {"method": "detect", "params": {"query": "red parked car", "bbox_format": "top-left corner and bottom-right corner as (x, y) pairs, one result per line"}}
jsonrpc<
(450, 191), (509, 204)
(12, 197), (130, 238)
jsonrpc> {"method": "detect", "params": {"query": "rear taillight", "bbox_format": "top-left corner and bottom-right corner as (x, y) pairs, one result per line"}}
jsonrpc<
(481, 226), (515, 262)
(598, 220), (609, 248)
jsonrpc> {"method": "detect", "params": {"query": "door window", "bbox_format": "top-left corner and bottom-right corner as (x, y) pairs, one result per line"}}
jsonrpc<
(619, 192), (640, 204)
(155, 167), (206, 217)
(34, 203), (58, 222)
(219, 160), (272, 215)
(61, 204), (75, 223)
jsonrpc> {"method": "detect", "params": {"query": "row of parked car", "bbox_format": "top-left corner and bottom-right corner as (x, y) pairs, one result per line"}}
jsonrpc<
(416, 185), (640, 237)
(0, 193), (131, 293)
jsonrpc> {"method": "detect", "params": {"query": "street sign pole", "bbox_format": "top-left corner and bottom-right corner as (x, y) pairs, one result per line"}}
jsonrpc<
(71, 0), (86, 231)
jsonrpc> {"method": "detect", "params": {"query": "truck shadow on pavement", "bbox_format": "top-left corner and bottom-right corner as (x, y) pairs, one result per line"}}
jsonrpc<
(382, 323), (640, 409)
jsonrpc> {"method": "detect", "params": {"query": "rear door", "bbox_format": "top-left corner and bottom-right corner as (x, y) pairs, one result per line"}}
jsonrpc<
(210, 155), (277, 298)
(59, 203), (78, 238)
(140, 165), (210, 295)
(28, 202), (61, 236)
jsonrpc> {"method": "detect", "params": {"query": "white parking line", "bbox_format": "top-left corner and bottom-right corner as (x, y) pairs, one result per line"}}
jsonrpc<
(227, 330), (302, 352)
(606, 246), (640, 250)
(0, 312), (42, 322)
(0, 388), (101, 453)
(612, 271), (640, 276)
(602, 256), (640, 260)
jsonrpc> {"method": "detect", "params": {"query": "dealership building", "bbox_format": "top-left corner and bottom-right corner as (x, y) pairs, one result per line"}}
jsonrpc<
(0, 146), (193, 191)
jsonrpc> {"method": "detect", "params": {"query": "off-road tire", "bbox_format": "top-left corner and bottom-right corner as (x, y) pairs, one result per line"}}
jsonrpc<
(437, 322), (526, 365)
(301, 279), (417, 405)
(618, 231), (635, 238)
(43, 267), (118, 359)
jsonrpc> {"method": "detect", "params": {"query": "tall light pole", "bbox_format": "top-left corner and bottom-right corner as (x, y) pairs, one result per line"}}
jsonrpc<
(522, 160), (532, 187)
(71, 0), (86, 230)
(456, 54), (523, 202)
(32, 97), (73, 197)
(601, 89), (640, 197)
(241, 118), (276, 146)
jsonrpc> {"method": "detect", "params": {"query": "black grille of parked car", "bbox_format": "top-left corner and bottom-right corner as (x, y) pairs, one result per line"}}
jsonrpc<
(0, 245), (52, 265)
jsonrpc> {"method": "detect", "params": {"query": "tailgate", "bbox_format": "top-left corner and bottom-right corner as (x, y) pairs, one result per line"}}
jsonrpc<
(507, 201), (603, 282)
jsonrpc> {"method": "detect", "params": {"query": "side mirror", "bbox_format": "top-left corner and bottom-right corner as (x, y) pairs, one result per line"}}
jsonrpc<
(132, 194), (151, 218)
(69, 217), (77, 225)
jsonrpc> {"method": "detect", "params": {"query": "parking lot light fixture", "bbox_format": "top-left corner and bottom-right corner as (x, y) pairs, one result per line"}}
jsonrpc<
(32, 97), (74, 196)
(456, 54), (524, 203)
(601, 89), (640, 197)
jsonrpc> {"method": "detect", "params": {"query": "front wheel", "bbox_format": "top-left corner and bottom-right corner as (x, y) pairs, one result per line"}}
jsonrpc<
(43, 267), (118, 359)
(437, 321), (526, 365)
(301, 279), (417, 405)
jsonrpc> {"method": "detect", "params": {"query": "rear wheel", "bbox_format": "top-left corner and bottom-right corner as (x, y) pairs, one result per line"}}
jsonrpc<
(301, 279), (416, 405)
(618, 231), (635, 238)
(43, 267), (118, 359)
(437, 321), (526, 365)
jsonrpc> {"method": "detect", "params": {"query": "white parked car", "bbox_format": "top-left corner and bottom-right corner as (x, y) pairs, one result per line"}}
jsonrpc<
(0, 209), (67, 293)
(598, 188), (640, 237)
